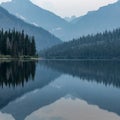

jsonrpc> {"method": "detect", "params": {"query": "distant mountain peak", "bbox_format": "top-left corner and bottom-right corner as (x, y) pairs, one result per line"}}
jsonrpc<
(1, 0), (70, 41)
(64, 16), (77, 22)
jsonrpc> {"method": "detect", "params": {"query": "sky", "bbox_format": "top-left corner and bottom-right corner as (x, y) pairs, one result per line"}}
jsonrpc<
(0, 0), (118, 17)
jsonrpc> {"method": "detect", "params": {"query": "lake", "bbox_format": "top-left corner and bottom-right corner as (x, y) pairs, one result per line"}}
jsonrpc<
(0, 60), (120, 120)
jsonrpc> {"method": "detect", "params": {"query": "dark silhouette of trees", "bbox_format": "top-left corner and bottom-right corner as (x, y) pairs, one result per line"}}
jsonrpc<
(0, 29), (36, 57)
(41, 28), (120, 59)
(0, 61), (36, 87)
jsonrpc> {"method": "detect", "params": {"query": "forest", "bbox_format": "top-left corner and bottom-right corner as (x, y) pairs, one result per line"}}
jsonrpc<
(41, 28), (120, 59)
(0, 29), (36, 57)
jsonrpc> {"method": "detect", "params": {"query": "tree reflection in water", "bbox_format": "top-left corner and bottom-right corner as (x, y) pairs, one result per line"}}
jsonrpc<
(0, 61), (36, 88)
(43, 60), (120, 88)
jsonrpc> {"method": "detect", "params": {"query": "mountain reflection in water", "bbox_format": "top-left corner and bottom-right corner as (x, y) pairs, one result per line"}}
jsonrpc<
(0, 60), (120, 120)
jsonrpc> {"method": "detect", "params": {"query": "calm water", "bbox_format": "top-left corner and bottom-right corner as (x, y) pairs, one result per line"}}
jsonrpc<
(0, 60), (120, 120)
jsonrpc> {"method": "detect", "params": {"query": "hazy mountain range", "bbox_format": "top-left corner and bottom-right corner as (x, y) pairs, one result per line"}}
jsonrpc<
(71, 0), (120, 36)
(0, 5), (61, 51)
(1, 0), (72, 41)
(0, 0), (120, 49)
(1, 0), (120, 42)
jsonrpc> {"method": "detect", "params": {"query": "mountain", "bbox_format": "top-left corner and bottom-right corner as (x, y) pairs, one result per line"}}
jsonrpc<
(64, 16), (77, 22)
(0, 6), (61, 51)
(71, 0), (120, 36)
(1, 0), (72, 41)
(2, 0), (120, 41)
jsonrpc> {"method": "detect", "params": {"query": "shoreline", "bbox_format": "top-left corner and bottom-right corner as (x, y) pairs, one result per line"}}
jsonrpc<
(41, 58), (120, 63)
(40, 58), (120, 61)
(0, 57), (120, 61)
(0, 56), (40, 61)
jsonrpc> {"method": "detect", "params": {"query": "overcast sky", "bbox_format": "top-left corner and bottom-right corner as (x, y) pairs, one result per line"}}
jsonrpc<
(0, 0), (118, 17)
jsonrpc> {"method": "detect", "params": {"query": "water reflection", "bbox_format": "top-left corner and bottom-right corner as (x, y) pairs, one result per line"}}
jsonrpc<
(0, 112), (15, 120)
(43, 60), (120, 88)
(0, 60), (120, 120)
(2, 74), (120, 120)
(0, 61), (36, 87)
(0, 60), (60, 120)
(25, 97), (120, 120)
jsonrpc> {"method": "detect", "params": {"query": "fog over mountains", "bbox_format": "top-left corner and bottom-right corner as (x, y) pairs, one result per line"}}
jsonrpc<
(1, 0), (120, 42)
(0, 5), (61, 51)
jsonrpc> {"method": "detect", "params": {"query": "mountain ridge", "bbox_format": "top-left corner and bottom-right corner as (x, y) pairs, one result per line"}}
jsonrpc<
(1, 0), (71, 41)
(0, 6), (61, 50)
(1, 0), (120, 41)
(70, 0), (120, 36)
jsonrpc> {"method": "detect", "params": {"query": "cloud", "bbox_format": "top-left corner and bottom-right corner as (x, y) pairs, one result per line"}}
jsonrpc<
(0, 0), (118, 17)
(31, 0), (118, 17)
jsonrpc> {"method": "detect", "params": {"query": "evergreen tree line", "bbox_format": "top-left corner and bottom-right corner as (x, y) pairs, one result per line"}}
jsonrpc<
(0, 29), (36, 57)
(41, 28), (120, 59)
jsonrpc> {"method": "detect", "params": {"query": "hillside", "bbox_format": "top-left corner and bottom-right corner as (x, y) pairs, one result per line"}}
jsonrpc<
(41, 28), (120, 59)
(0, 6), (61, 50)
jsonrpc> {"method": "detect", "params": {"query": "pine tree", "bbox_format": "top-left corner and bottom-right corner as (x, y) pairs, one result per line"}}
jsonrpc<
(0, 29), (36, 57)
